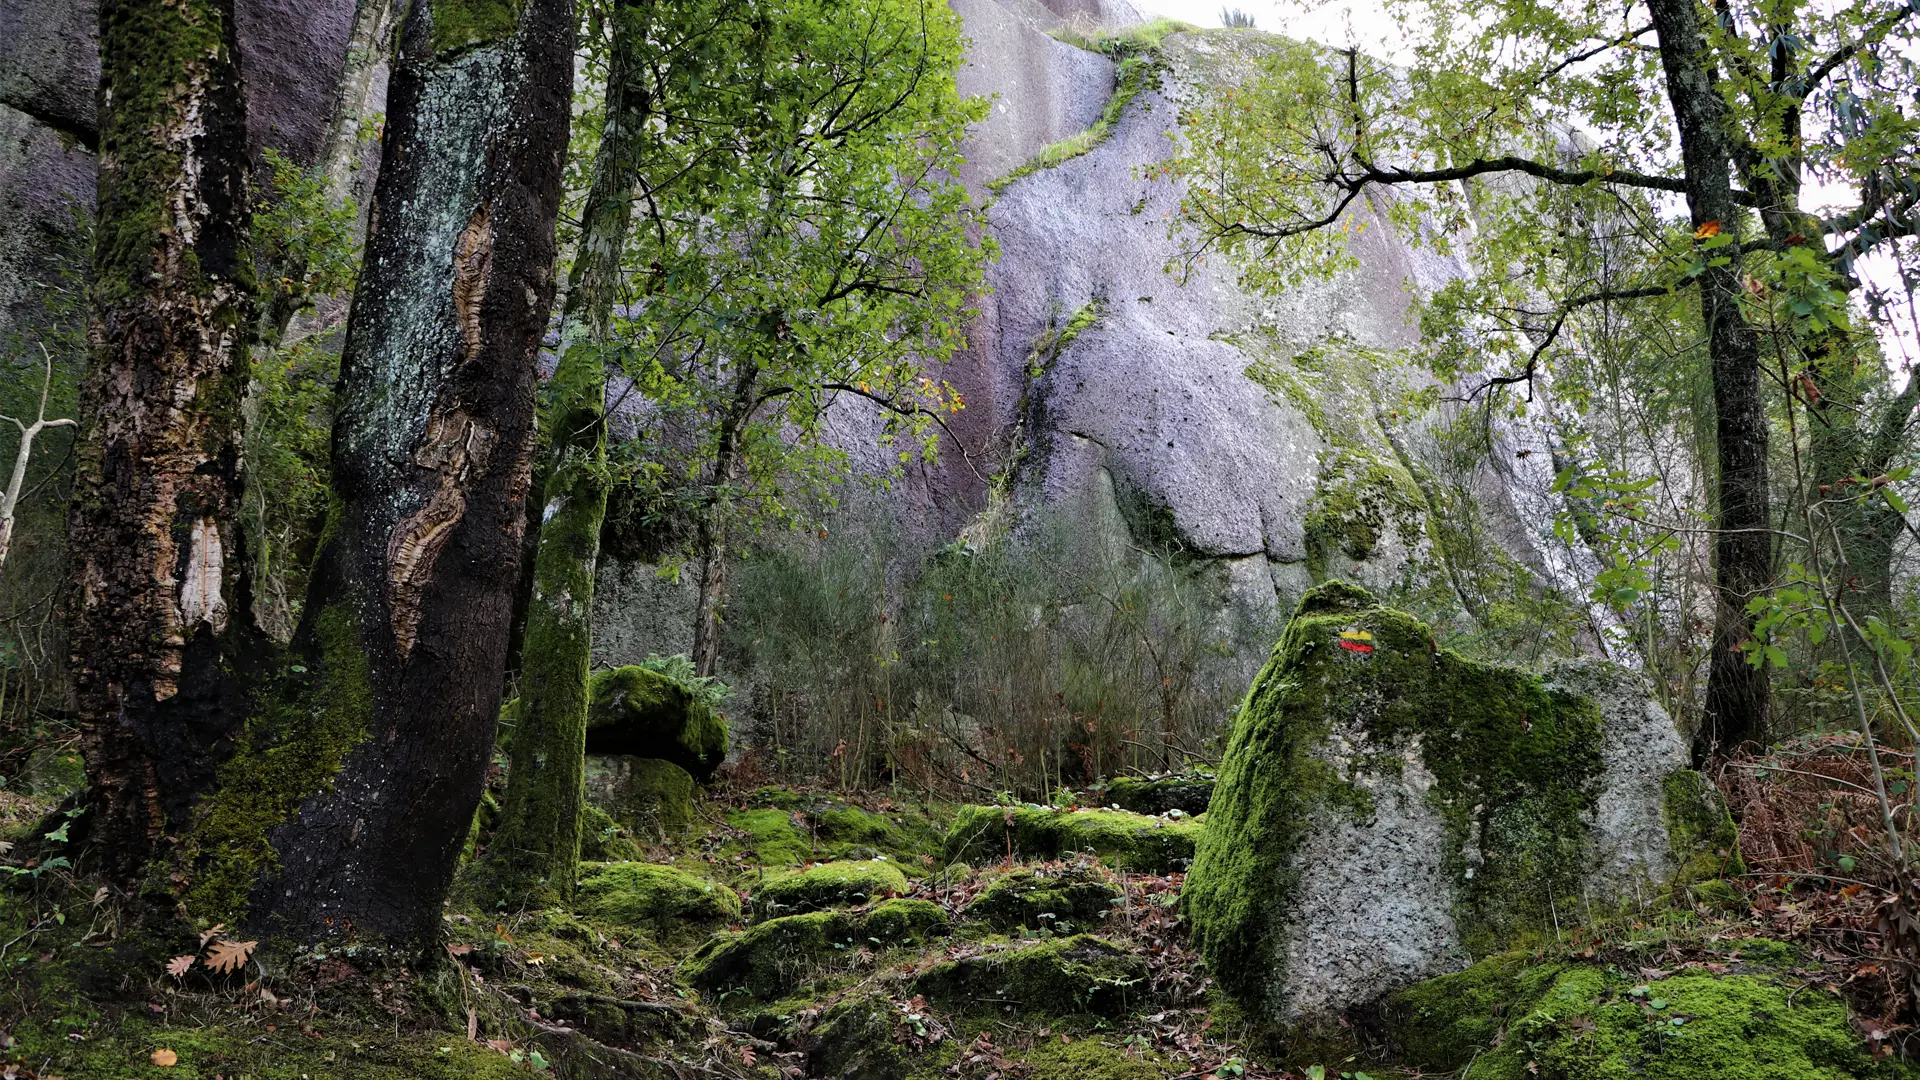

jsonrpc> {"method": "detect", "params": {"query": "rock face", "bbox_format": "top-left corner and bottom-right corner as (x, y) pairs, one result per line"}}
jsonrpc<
(1183, 583), (1733, 1028)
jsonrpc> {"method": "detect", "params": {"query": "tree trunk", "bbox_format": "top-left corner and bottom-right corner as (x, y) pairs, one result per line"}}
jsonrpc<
(191, 0), (575, 944)
(484, 0), (649, 906)
(1647, 0), (1775, 760)
(69, 0), (258, 878)
(691, 406), (748, 678)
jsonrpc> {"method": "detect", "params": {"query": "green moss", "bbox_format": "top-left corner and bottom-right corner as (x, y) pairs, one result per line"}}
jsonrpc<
(756, 859), (909, 915)
(726, 808), (813, 866)
(574, 861), (740, 947)
(816, 805), (898, 847)
(1183, 583), (1607, 1025)
(988, 50), (1164, 196)
(968, 865), (1119, 932)
(914, 935), (1150, 1018)
(1390, 960), (1892, 1079)
(185, 603), (375, 922)
(1662, 769), (1746, 886)
(864, 897), (949, 943)
(681, 910), (863, 1002)
(577, 803), (644, 862)
(585, 755), (697, 837)
(944, 805), (1200, 874)
(428, 0), (523, 57)
(1302, 446), (1428, 580)
(1011, 1035), (1182, 1080)
(587, 666), (727, 779)
(1101, 773), (1214, 816)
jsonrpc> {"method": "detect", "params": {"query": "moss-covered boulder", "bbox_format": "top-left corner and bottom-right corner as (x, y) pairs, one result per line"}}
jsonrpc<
(578, 804), (644, 862)
(684, 901), (949, 1004)
(914, 935), (1150, 1018)
(864, 897), (949, 942)
(1184, 583), (1706, 1028)
(756, 859), (909, 914)
(1384, 953), (1890, 1079)
(584, 754), (697, 837)
(573, 861), (740, 946)
(1100, 772), (1213, 816)
(967, 864), (1119, 931)
(585, 666), (727, 779)
(943, 805), (1200, 873)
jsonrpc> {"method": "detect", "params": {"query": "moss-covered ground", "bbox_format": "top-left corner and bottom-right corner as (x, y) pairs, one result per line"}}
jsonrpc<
(3, 759), (1914, 1079)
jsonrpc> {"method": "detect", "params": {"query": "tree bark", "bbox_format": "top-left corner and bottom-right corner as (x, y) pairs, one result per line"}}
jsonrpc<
(484, 0), (648, 905)
(208, 0), (575, 943)
(690, 375), (753, 679)
(69, 0), (258, 878)
(1647, 0), (1775, 760)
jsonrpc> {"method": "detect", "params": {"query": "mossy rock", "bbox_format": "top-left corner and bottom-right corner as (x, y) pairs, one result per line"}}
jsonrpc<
(943, 805), (1200, 874)
(1384, 953), (1896, 1079)
(578, 804), (644, 862)
(726, 808), (813, 866)
(756, 859), (909, 915)
(1662, 768), (1745, 886)
(584, 754), (698, 837)
(914, 935), (1150, 1018)
(546, 993), (702, 1051)
(586, 666), (727, 779)
(1100, 773), (1213, 816)
(816, 805), (898, 846)
(681, 910), (865, 1002)
(574, 861), (740, 946)
(967, 864), (1119, 932)
(682, 900), (948, 1005)
(1184, 583), (1618, 1026)
(804, 992), (941, 1080)
(864, 897), (949, 943)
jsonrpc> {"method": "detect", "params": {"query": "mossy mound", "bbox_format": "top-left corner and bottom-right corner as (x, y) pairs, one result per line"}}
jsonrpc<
(584, 754), (698, 837)
(681, 910), (865, 1002)
(586, 666), (727, 779)
(864, 897), (949, 941)
(756, 859), (909, 914)
(573, 861), (741, 946)
(943, 805), (1200, 873)
(1384, 953), (1895, 1079)
(968, 864), (1120, 932)
(1184, 582), (1616, 1025)
(725, 807), (814, 865)
(1662, 768), (1745, 886)
(914, 935), (1151, 1018)
(1099, 772), (1214, 816)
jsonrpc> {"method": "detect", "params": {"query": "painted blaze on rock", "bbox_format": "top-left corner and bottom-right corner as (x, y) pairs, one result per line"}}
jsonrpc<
(1184, 582), (1715, 1027)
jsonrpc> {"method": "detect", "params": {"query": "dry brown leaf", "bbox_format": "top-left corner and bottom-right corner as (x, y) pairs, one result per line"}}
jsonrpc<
(197, 923), (226, 948)
(165, 954), (194, 978)
(150, 1048), (178, 1066)
(487, 1038), (514, 1054)
(204, 938), (258, 975)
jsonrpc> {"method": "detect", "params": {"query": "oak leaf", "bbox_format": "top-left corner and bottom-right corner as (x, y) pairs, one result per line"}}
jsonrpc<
(204, 938), (258, 975)
(165, 954), (195, 978)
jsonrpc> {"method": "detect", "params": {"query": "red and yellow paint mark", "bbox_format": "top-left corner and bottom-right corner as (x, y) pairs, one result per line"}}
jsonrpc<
(1336, 629), (1374, 654)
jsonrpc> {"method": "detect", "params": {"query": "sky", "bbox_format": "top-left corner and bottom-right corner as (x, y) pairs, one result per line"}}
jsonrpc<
(1133, 0), (1919, 381)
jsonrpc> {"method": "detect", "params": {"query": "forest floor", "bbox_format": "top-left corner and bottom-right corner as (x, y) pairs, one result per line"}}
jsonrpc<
(0, 746), (1915, 1080)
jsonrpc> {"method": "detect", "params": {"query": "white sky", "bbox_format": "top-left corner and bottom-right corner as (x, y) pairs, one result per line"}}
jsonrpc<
(1136, 0), (1919, 381)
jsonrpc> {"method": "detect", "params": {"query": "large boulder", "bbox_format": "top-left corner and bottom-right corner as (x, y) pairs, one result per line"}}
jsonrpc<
(944, 804), (1201, 873)
(585, 666), (727, 779)
(1183, 583), (1733, 1029)
(583, 754), (697, 837)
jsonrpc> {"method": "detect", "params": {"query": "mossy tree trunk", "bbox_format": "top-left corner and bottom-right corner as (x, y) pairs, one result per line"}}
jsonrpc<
(214, 0), (576, 942)
(1646, 0), (1775, 760)
(69, 0), (259, 878)
(484, 0), (651, 906)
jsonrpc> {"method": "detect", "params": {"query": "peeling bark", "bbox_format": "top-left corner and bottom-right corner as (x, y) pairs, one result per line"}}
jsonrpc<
(69, 0), (258, 875)
(239, 0), (575, 943)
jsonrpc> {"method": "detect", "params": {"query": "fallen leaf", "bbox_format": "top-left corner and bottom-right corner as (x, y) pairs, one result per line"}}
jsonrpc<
(151, 1048), (178, 1066)
(1694, 219), (1721, 239)
(204, 938), (258, 975)
(198, 923), (227, 948)
(166, 955), (194, 978)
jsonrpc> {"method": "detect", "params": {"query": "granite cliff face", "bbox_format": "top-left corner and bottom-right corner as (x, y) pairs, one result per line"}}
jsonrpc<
(594, 4), (1623, 669)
